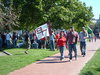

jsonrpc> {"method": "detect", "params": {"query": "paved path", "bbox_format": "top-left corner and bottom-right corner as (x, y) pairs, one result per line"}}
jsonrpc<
(0, 52), (6, 56)
(8, 40), (100, 75)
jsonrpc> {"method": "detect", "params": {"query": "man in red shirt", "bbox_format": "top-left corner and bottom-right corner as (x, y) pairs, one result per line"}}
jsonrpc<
(66, 27), (79, 61)
(41, 37), (46, 49)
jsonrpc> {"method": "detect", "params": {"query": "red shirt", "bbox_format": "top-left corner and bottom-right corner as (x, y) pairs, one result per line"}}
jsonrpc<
(58, 37), (66, 47)
(41, 37), (46, 40)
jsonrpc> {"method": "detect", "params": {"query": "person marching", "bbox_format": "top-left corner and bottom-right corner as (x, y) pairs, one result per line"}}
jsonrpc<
(66, 27), (79, 61)
(58, 31), (66, 60)
(79, 27), (88, 57)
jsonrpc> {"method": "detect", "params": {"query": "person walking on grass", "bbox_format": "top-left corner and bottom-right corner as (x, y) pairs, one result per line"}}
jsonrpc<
(58, 31), (66, 60)
(24, 32), (31, 54)
(66, 27), (79, 62)
(79, 27), (88, 57)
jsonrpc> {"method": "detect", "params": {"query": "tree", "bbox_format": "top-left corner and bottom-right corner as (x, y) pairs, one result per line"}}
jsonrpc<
(0, 0), (19, 31)
(0, 0), (94, 31)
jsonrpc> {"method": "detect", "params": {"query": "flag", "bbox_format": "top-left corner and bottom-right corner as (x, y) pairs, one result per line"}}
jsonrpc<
(86, 26), (93, 34)
(35, 23), (50, 40)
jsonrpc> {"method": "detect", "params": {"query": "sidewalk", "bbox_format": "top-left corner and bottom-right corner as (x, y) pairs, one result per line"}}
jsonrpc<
(8, 40), (100, 75)
(0, 52), (6, 56)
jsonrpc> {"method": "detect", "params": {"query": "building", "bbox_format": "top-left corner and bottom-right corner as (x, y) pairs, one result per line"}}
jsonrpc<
(92, 15), (100, 38)
(96, 15), (100, 32)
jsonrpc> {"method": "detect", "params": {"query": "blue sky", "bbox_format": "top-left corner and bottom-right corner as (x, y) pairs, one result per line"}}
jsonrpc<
(80, 0), (100, 19)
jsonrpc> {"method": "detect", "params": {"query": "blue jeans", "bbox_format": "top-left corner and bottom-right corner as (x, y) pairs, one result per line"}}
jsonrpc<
(12, 40), (16, 48)
(32, 42), (38, 49)
(59, 46), (65, 59)
(6, 40), (10, 48)
(80, 41), (86, 55)
(50, 40), (55, 50)
(68, 43), (77, 60)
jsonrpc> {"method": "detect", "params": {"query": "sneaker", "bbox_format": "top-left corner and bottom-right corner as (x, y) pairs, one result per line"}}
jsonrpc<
(60, 58), (62, 61)
(69, 59), (72, 62)
(83, 53), (86, 57)
(83, 54), (86, 57)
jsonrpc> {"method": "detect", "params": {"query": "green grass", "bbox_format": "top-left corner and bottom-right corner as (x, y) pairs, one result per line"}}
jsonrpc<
(80, 48), (100, 75)
(0, 48), (58, 75)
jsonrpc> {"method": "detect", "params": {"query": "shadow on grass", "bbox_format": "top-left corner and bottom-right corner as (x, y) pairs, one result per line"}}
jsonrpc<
(15, 53), (25, 55)
(81, 71), (94, 75)
(95, 67), (100, 71)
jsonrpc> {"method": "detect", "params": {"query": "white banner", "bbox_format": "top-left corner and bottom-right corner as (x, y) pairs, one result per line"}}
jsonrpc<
(35, 23), (49, 40)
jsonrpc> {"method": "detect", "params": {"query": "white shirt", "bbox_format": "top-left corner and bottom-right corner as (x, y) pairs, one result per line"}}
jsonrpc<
(6, 33), (11, 40)
(79, 31), (88, 42)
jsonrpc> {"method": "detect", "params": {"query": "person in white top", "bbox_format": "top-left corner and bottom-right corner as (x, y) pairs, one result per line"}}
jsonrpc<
(50, 32), (55, 50)
(79, 27), (88, 57)
(6, 32), (11, 48)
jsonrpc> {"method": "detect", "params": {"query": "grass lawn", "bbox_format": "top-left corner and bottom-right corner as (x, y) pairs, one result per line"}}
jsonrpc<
(0, 48), (58, 75)
(80, 48), (100, 75)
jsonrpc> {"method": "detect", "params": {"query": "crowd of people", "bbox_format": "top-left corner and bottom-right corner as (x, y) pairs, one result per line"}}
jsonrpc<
(0, 26), (99, 61)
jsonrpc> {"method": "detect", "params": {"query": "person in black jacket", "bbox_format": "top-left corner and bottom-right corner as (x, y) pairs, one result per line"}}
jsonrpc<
(0, 32), (3, 51)
(24, 32), (31, 54)
(12, 32), (17, 48)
